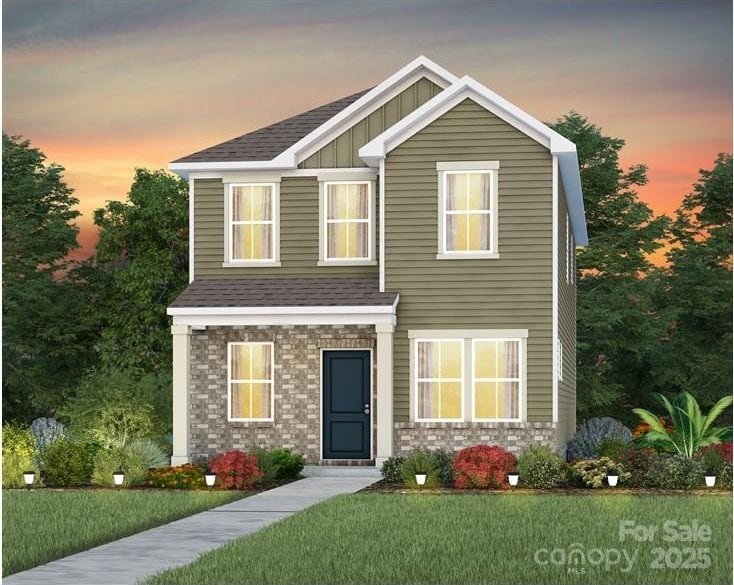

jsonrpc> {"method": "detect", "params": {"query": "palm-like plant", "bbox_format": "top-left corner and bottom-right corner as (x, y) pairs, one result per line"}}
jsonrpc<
(632, 392), (733, 458)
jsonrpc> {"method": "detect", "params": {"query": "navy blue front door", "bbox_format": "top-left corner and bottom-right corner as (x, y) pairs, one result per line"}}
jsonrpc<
(323, 351), (371, 459)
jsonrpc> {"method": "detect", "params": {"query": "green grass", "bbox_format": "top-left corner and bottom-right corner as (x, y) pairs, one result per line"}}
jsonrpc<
(146, 493), (732, 585)
(2, 489), (243, 576)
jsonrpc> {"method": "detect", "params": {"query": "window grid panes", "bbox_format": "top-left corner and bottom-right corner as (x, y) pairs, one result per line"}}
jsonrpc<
(444, 171), (492, 253)
(230, 184), (274, 261)
(325, 182), (370, 260)
(228, 342), (273, 420)
(416, 340), (463, 421)
(472, 339), (521, 421)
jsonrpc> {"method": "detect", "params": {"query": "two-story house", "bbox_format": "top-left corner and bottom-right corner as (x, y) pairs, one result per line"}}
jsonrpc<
(167, 56), (587, 469)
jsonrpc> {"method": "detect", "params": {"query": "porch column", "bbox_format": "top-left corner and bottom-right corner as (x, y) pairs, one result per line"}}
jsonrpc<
(375, 322), (394, 466)
(170, 324), (191, 465)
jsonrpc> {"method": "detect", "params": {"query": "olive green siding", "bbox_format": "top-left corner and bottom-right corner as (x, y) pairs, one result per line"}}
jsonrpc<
(193, 177), (377, 278)
(300, 78), (441, 169)
(384, 99), (554, 422)
(558, 181), (577, 442)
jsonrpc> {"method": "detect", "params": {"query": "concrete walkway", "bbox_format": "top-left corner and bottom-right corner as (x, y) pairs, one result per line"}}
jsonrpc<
(5, 476), (376, 585)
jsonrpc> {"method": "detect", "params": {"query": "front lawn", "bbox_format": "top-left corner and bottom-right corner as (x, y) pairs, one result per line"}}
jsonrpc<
(2, 489), (243, 576)
(147, 492), (732, 585)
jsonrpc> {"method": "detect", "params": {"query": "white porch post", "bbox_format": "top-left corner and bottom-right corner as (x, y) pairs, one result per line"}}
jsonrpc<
(375, 322), (394, 466)
(170, 324), (191, 465)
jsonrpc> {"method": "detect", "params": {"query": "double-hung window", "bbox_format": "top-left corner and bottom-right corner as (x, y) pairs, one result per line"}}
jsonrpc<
(415, 339), (464, 421)
(437, 162), (499, 258)
(228, 342), (274, 421)
(228, 183), (278, 264)
(322, 181), (373, 262)
(472, 339), (522, 421)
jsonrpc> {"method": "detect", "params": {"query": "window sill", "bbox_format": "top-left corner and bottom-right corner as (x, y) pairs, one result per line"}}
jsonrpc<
(227, 419), (275, 427)
(436, 252), (499, 260)
(222, 261), (282, 268)
(317, 260), (377, 267)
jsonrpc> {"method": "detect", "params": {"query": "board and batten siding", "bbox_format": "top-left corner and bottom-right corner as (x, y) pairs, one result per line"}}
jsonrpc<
(557, 181), (577, 442)
(193, 177), (378, 278)
(384, 99), (554, 422)
(300, 78), (441, 169)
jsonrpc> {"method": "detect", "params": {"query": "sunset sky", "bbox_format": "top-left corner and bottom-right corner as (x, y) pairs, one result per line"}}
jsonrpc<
(3, 1), (732, 261)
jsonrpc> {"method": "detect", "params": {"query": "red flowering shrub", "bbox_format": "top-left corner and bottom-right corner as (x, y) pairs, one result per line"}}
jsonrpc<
(209, 450), (262, 489)
(698, 443), (733, 463)
(453, 445), (516, 489)
(148, 464), (205, 489)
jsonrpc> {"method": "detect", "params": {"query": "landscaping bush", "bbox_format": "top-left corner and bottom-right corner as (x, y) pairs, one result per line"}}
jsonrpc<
(402, 451), (440, 488)
(516, 444), (566, 489)
(254, 448), (303, 483)
(566, 417), (632, 460)
(380, 456), (405, 483)
(432, 449), (455, 487)
(598, 437), (631, 461)
(571, 457), (630, 488)
(92, 440), (168, 487)
(617, 445), (658, 486)
(148, 464), (206, 489)
(41, 437), (94, 487)
(30, 417), (66, 454)
(719, 463), (733, 489)
(453, 445), (515, 490)
(643, 454), (705, 490)
(2, 423), (41, 488)
(209, 450), (262, 489)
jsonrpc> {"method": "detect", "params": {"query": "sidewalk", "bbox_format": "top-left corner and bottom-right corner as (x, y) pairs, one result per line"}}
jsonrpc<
(4, 476), (376, 585)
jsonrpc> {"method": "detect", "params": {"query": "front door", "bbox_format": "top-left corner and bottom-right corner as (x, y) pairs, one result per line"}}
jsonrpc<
(322, 350), (371, 459)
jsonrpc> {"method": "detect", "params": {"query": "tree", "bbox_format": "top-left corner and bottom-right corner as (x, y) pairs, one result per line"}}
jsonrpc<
(550, 114), (670, 421)
(2, 134), (94, 421)
(652, 154), (732, 405)
(86, 168), (188, 374)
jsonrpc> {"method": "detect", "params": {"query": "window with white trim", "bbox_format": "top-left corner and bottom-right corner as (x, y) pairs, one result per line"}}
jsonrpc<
(323, 181), (372, 261)
(228, 342), (274, 421)
(472, 339), (522, 421)
(228, 183), (276, 262)
(415, 339), (463, 421)
(437, 163), (498, 257)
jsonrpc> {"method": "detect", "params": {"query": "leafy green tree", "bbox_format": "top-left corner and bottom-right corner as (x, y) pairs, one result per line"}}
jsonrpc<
(87, 168), (188, 374)
(2, 134), (94, 420)
(652, 154), (732, 405)
(550, 114), (670, 420)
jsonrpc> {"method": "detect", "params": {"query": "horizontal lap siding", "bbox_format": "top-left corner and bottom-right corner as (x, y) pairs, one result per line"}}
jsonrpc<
(193, 177), (377, 278)
(385, 99), (553, 422)
(300, 78), (441, 169)
(558, 183), (577, 441)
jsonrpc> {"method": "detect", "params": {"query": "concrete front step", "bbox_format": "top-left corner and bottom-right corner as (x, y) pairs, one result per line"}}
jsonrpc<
(302, 464), (380, 477)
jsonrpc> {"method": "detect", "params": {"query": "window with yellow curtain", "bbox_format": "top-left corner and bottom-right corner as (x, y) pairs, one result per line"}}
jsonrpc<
(444, 172), (492, 252)
(228, 342), (273, 420)
(415, 339), (463, 421)
(472, 339), (521, 421)
(325, 182), (370, 260)
(230, 184), (274, 261)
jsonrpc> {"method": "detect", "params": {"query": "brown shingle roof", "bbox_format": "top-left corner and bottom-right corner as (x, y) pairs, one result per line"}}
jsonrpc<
(172, 88), (372, 163)
(169, 277), (397, 308)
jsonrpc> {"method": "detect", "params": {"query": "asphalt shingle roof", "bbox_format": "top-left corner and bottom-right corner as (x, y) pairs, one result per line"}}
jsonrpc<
(169, 277), (397, 308)
(172, 88), (372, 163)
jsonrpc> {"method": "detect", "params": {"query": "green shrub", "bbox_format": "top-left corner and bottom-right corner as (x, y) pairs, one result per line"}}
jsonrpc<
(41, 438), (93, 487)
(719, 463), (733, 488)
(254, 449), (281, 483)
(599, 438), (631, 462)
(380, 456), (405, 484)
(92, 440), (168, 487)
(618, 445), (659, 487)
(2, 423), (40, 487)
(572, 457), (630, 488)
(432, 449), (455, 487)
(253, 448), (304, 482)
(516, 444), (566, 489)
(643, 454), (705, 490)
(402, 451), (440, 488)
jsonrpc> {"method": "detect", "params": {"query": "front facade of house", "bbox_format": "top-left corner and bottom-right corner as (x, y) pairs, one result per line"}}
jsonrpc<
(167, 57), (587, 467)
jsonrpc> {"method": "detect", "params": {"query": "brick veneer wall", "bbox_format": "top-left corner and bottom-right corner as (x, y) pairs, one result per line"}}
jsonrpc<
(188, 324), (376, 463)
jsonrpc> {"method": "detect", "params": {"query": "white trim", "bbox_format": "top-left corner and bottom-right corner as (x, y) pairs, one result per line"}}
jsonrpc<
(552, 154), (559, 424)
(315, 169), (377, 182)
(225, 182), (280, 264)
(413, 338), (465, 423)
(227, 341), (275, 423)
(319, 180), (375, 263)
(222, 261), (282, 268)
(319, 348), (374, 461)
(172, 314), (396, 327)
(168, 304), (398, 316)
(556, 339), (564, 382)
(379, 158), (386, 292)
(188, 168), (378, 180)
(408, 329), (529, 339)
(436, 253), (500, 260)
(436, 160), (500, 171)
(188, 177), (194, 283)
(470, 338), (524, 423)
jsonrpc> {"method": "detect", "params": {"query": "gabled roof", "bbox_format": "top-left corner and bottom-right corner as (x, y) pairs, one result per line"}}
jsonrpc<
(172, 88), (371, 163)
(360, 76), (588, 245)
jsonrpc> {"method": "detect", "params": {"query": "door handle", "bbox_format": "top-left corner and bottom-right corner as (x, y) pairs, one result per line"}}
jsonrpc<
(364, 403), (370, 415)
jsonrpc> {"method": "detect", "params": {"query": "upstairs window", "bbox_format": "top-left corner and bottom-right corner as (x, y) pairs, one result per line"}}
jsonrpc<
(437, 162), (499, 259)
(228, 183), (277, 263)
(323, 181), (372, 262)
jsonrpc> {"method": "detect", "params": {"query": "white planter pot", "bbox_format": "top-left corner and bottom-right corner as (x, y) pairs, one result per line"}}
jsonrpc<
(705, 475), (716, 488)
(415, 473), (427, 486)
(607, 475), (619, 487)
(507, 474), (519, 487)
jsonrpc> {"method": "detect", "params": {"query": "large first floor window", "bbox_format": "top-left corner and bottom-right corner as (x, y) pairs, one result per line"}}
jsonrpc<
(228, 342), (274, 421)
(413, 332), (524, 423)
